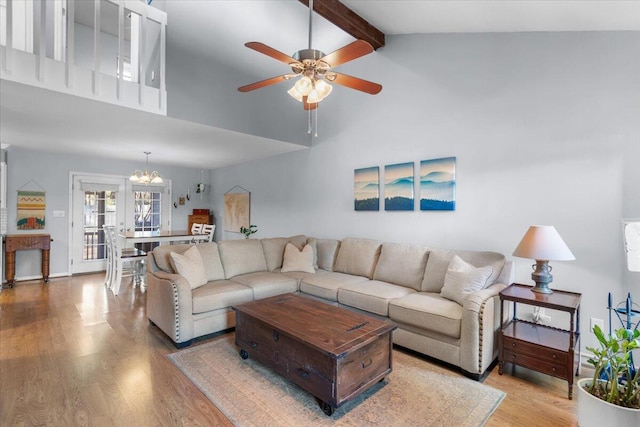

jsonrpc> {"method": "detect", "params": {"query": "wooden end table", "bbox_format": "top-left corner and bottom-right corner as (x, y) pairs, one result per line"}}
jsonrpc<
(4, 234), (52, 288)
(498, 283), (581, 399)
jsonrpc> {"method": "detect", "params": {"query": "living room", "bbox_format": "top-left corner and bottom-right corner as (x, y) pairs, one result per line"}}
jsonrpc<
(1, 1), (639, 425)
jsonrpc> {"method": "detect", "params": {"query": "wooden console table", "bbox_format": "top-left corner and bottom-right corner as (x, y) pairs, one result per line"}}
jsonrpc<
(3, 234), (52, 288)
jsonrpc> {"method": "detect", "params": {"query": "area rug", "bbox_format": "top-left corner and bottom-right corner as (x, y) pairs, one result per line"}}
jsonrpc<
(168, 335), (505, 426)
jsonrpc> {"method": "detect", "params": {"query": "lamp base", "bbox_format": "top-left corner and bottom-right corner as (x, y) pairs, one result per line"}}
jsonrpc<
(531, 260), (554, 294)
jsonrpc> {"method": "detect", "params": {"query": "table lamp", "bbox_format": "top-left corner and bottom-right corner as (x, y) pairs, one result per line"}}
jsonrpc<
(513, 225), (575, 294)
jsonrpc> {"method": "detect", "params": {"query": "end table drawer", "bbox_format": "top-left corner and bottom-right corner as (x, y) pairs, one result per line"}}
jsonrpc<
(503, 336), (568, 364)
(503, 350), (568, 379)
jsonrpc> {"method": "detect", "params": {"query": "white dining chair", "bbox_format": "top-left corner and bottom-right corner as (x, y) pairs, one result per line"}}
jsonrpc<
(201, 224), (215, 242)
(106, 226), (147, 296)
(191, 223), (203, 235)
(103, 225), (114, 288)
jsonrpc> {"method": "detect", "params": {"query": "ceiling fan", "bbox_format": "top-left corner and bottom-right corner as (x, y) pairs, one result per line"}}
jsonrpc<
(237, 0), (382, 113)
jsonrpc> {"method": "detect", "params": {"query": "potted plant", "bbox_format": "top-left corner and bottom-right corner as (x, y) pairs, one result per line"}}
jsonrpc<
(240, 224), (257, 239)
(577, 324), (640, 427)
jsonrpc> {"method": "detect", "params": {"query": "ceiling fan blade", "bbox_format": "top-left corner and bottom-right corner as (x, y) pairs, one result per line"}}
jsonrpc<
(238, 75), (289, 92)
(245, 42), (300, 66)
(330, 72), (382, 95)
(318, 40), (374, 68)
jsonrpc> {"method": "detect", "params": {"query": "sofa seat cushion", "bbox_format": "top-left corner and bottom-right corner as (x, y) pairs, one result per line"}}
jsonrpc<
(192, 280), (253, 314)
(338, 280), (417, 317)
(389, 292), (463, 339)
(300, 272), (368, 301)
(279, 268), (328, 285)
(230, 271), (298, 300)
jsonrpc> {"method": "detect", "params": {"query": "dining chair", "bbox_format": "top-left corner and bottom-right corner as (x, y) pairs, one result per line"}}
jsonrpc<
(108, 227), (147, 296)
(102, 225), (114, 288)
(201, 224), (215, 242)
(191, 223), (203, 235)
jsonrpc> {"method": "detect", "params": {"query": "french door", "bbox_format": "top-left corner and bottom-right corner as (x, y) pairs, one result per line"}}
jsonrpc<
(71, 174), (125, 274)
(70, 173), (172, 275)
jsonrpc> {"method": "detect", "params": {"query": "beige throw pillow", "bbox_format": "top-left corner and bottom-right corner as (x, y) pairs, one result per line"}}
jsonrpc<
(281, 243), (315, 274)
(170, 245), (208, 289)
(440, 255), (493, 305)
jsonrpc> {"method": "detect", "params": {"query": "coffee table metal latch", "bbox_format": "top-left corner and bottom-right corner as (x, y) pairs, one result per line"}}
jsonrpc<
(347, 322), (369, 332)
(273, 330), (280, 342)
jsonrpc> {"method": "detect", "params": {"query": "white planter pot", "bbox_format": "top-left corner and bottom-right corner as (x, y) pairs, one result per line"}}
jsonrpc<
(577, 378), (640, 427)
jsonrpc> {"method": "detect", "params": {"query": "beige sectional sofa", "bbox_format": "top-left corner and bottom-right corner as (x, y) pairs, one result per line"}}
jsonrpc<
(146, 236), (514, 379)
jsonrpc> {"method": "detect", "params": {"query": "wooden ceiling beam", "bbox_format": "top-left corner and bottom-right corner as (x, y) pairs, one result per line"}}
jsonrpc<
(298, 0), (385, 50)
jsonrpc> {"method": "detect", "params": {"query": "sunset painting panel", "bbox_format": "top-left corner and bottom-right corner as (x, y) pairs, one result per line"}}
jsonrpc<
(354, 167), (379, 211)
(384, 162), (414, 211)
(420, 157), (456, 211)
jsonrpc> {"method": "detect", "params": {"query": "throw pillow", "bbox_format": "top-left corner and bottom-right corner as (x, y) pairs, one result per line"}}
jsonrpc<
(170, 245), (208, 290)
(440, 255), (493, 305)
(281, 243), (315, 274)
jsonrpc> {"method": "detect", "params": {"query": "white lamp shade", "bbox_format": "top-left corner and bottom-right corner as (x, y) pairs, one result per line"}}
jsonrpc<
(513, 225), (575, 261)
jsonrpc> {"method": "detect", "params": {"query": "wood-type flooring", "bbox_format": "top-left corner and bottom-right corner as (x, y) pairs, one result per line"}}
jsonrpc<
(0, 274), (578, 426)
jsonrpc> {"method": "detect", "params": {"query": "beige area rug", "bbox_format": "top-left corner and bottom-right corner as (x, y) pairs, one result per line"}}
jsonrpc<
(168, 335), (505, 426)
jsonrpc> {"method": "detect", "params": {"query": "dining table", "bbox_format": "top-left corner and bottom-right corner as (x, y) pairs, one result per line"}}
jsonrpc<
(119, 230), (210, 247)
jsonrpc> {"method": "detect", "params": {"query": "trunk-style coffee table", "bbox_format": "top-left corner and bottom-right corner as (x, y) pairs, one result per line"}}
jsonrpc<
(233, 294), (396, 416)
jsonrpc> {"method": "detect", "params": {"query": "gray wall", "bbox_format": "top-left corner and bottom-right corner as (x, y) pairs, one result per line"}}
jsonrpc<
(3, 147), (212, 279)
(210, 32), (640, 347)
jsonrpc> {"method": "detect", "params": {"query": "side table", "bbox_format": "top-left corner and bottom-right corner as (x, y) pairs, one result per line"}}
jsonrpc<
(498, 283), (581, 399)
(3, 234), (52, 288)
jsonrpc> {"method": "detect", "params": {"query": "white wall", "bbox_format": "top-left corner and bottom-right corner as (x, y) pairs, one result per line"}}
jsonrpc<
(210, 31), (640, 347)
(3, 147), (212, 280)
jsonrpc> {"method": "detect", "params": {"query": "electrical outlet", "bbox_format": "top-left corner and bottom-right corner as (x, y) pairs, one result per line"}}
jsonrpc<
(590, 318), (604, 332)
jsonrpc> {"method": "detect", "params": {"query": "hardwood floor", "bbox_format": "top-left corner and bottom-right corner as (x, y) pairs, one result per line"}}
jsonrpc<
(1, 274), (579, 426)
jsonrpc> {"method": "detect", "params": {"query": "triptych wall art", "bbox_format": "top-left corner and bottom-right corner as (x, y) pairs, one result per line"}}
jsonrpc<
(354, 157), (456, 212)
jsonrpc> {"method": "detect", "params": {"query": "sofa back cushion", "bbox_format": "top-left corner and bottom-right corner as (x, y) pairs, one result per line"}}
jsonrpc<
(373, 242), (430, 291)
(261, 235), (307, 271)
(421, 249), (506, 292)
(152, 243), (225, 282)
(334, 238), (382, 279)
(218, 239), (268, 279)
(308, 238), (341, 271)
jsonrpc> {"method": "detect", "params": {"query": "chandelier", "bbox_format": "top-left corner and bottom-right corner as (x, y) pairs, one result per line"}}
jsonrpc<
(129, 151), (163, 185)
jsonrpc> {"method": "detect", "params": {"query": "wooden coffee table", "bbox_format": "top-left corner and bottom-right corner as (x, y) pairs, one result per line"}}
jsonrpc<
(233, 294), (396, 415)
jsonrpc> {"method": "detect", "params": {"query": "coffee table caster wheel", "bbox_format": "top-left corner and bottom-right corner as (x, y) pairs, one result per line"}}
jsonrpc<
(316, 398), (334, 416)
(239, 349), (249, 360)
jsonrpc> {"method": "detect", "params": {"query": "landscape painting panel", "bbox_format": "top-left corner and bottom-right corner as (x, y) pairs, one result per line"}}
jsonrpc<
(420, 157), (456, 211)
(354, 167), (379, 211)
(385, 162), (414, 211)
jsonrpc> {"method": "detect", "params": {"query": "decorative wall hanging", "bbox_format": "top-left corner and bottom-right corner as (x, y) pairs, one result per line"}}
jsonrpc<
(17, 180), (46, 229)
(354, 167), (379, 211)
(420, 157), (456, 211)
(384, 162), (414, 211)
(224, 186), (250, 233)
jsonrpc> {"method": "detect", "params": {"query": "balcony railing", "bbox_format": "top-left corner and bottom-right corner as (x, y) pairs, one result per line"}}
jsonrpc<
(0, 0), (167, 115)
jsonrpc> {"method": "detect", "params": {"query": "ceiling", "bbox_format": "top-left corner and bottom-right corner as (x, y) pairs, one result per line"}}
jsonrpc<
(1, 0), (638, 169)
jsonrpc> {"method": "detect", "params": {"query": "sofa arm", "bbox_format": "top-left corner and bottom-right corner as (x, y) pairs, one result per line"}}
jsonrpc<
(459, 282), (507, 376)
(146, 269), (195, 345)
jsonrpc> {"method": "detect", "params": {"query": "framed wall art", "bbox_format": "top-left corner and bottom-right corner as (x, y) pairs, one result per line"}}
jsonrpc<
(384, 162), (414, 211)
(420, 157), (456, 211)
(354, 166), (379, 211)
(224, 186), (250, 232)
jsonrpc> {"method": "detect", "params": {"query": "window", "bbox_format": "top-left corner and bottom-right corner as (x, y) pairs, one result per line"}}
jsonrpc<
(134, 190), (161, 232)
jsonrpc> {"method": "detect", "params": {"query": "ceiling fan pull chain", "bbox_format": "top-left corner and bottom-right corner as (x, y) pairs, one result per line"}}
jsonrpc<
(308, 108), (312, 134)
(314, 105), (318, 138)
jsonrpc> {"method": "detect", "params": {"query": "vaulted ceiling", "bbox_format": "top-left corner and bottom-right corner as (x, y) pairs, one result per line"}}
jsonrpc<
(1, 1), (638, 168)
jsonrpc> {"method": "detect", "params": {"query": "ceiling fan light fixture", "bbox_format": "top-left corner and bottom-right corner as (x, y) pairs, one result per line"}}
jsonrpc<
(315, 79), (332, 100)
(294, 76), (313, 96)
